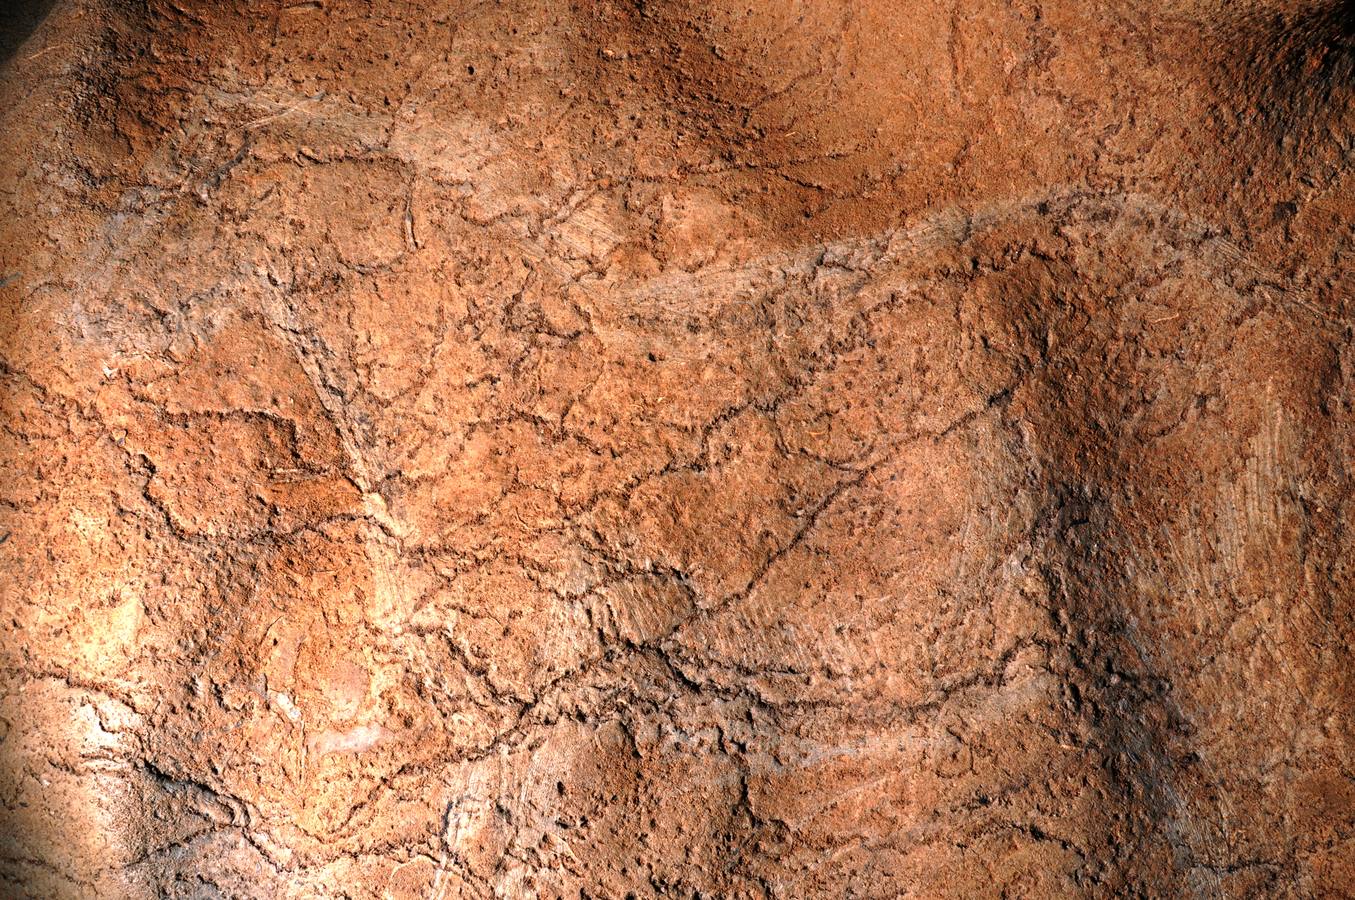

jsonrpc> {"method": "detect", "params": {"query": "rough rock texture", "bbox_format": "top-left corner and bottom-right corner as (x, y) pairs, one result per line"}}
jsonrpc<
(1, 0), (1353, 897)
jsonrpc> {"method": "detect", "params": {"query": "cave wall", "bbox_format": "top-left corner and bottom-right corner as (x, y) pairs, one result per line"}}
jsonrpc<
(1, 1), (1352, 897)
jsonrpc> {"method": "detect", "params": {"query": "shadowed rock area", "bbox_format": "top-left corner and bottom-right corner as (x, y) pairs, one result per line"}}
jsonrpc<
(0, 0), (1352, 897)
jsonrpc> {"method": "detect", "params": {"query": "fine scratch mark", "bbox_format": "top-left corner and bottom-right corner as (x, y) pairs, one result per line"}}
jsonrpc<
(25, 43), (69, 62)
(243, 91), (327, 130)
(404, 193), (419, 250)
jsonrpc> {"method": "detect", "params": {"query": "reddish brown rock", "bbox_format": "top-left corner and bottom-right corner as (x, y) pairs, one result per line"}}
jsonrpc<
(1, 0), (1352, 897)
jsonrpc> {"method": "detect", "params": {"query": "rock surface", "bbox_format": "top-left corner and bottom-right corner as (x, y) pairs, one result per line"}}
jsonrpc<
(1, 0), (1352, 897)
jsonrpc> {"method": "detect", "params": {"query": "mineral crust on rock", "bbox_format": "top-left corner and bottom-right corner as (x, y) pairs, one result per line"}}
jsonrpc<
(1, 0), (1352, 897)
